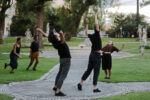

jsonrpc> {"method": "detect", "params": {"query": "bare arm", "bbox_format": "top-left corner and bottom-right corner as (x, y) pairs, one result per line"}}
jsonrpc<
(13, 44), (22, 58)
(95, 15), (100, 32)
(59, 30), (65, 43)
(119, 44), (125, 51)
(85, 18), (89, 36)
(36, 28), (48, 38)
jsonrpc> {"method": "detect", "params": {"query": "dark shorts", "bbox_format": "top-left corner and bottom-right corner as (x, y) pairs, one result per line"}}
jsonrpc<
(102, 54), (112, 70)
(10, 53), (18, 69)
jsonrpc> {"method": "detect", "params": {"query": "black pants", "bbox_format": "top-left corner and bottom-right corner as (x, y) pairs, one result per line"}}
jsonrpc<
(55, 58), (71, 89)
(81, 52), (101, 85)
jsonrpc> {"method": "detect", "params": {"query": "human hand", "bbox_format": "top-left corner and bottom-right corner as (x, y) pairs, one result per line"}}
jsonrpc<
(36, 28), (42, 33)
(19, 55), (22, 59)
(86, 18), (89, 24)
(122, 44), (125, 48)
(59, 30), (63, 35)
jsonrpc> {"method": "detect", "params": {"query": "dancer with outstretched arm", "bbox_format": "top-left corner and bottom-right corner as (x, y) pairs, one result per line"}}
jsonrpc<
(37, 28), (71, 96)
(102, 41), (124, 79)
(77, 15), (102, 93)
(4, 38), (22, 74)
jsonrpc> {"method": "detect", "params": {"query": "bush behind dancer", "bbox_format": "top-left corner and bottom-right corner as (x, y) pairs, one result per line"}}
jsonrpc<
(4, 38), (22, 74)
(37, 28), (71, 96)
(26, 35), (39, 71)
(77, 15), (102, 93)
(102, 41), (125, 79)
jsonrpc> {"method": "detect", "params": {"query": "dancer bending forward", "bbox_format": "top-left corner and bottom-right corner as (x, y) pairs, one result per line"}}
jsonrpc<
(37, 28), (71, 96)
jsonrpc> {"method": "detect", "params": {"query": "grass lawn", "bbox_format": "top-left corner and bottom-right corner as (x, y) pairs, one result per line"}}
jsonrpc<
(97, 91), (150, 100)
(0, 94), (14, 100)
(0, 37), (85, 53)
(99, 55), (150, 83)
(0, 54), (58, 84)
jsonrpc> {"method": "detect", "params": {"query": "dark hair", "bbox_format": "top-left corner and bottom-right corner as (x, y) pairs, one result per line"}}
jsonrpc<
(34, 34), (39, 40)
(17, 37), (21, 42)
(48, 31), (57, 43)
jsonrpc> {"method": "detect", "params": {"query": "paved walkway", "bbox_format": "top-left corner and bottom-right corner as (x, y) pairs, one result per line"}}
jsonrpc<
(0, 39), (150, 100)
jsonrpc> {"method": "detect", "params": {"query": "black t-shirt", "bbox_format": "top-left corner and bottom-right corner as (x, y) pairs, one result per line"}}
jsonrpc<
(30, 41), (39, 52)
(88, 30), (102, 52)
(52, 41), (71, 58)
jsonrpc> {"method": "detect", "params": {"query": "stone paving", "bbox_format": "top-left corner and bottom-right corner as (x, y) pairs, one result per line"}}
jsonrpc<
(0, 39), (150, 100)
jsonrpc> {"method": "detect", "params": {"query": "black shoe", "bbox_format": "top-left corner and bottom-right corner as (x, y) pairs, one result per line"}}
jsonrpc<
(55, 92), (66, 96)
(10, 72), (14, 74)
(104, 77), (108, 79)
(107, 77), (111, 79)
(26, 68), (29, 71)
(77, 83), (82, 91)
(93, 88), (101, 93)
(4, 63), (7, 69)
(33, 68), (36, 71)
(53, 87), (57, 91)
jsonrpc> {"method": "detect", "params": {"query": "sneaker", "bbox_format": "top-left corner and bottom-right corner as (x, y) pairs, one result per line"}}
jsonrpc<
(107, 77), (111, 79)
(93, 88), (101, 93)
(55, 92), (66, 96)
(104, 77), (108, 79)
(4, 63), (7, 69)
(33, 68), (36, 71)
(77, 83), (82, 91)
(26, 68), (29, 71)
(10, 72), (14, 74)
(53, 87), (57, 91)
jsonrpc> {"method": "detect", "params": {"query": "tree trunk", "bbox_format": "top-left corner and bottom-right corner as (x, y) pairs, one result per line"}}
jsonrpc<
(65, 2), (90, 40)
(0, 13), (5, 44)
(37, 7), (44, 48)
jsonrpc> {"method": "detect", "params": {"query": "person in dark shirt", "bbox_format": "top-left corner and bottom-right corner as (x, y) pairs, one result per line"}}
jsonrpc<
(77, 15), (102, 93)
(102, 41), (124, 79)
(37, 28), (71, 96)
(26, 35), (39, 71)
(4, 38), (22, 74)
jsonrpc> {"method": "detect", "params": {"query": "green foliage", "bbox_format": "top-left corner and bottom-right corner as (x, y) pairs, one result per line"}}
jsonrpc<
(109, 13), (148, 38)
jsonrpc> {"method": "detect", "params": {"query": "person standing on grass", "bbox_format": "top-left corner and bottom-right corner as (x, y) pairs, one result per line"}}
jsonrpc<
(36, 28), (71, 96)
(26, 35), (39, 71)
(4, 37), (22, 74)
(77, 15), (102, 93)
(102, 41), (124, 79)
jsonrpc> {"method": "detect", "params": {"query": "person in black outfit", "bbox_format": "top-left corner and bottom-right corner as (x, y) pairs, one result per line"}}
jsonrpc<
(37, 28), (71, 96)
(77, 15), (102, 93)
(26, 35), (39, 71)
(102, 41), (124, 79)
(4, 38), (22, 74)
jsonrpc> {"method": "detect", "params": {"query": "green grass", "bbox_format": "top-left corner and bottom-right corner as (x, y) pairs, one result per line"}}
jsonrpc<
(0, 94), (14, 100)
(0, 37), (84, 53)
(99, 55), (150, 83)
(97, 91), (150, 100)
(0, 54), (58, 84)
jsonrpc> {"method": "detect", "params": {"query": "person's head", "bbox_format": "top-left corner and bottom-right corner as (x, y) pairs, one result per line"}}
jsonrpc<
(17, 37), (22, 44)
(34, 35), (39, 41)
(48, 30), (57, 43)
(108, 41), (113, 45)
